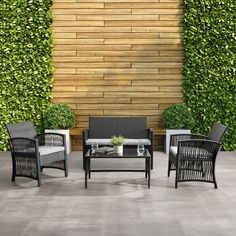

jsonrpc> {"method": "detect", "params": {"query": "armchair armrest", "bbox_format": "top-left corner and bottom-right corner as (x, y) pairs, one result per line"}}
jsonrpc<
(35, 133), (65, 147)
(9, 137), (39, 157)
(177, 139), (221, 161)
(170, 134), (207, 146)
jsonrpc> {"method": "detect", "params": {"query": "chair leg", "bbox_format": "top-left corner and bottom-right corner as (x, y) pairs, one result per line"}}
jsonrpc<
(83, 149), (87, 170)
(150, 156), (152, 170)
(214, 181), (218, 189)
(36, 158), (41, 187)
(11, 167), (15, 182)
(167, 160), (171, 177)
(175, 181), (178, 189)
(37, 163), (41, 187)
(213, 167), (218, 189)
(175, 164), (179, 189)
(64, 160), (68, 177)
(11, 175), (15, 182)
(175, 170), (178, 188)
(11, 159), (16, 182)
(37, 178), (41, 187)
(146, 146), (153, 170)
(175, 172), (178, 188)
(83, 156), (85, 170)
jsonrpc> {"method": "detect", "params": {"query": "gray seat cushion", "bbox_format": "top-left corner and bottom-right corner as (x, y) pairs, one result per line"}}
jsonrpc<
(124, 139), (151, 145)
(170, 146), (178, 156)
(86, 138), (151, 146)
(39, 146), (65, 156)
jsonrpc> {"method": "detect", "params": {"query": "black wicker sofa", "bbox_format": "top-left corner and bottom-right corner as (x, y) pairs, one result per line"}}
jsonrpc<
(83, 117), (153, 169)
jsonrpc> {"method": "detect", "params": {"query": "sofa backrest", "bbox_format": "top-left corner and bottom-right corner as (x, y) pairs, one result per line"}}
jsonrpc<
(89, 117), (147, 139)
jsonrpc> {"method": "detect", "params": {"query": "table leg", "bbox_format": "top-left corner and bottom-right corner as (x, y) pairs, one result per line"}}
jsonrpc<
(85, 157), (88, 188)
(89, 158), (91, 179)
(145, 158), (147, 178)
(148, 157), (151, 188)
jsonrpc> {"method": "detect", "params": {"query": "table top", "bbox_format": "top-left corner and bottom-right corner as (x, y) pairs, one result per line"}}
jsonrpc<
(86, 148), (151, 159)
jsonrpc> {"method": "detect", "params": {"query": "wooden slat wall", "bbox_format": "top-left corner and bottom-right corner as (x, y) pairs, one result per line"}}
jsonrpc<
(52, 0), (183, 151)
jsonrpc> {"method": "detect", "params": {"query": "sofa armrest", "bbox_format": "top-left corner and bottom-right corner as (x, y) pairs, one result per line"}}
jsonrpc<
(147, 128), (153, 142)
(83, 128), (90, 142)
(147, 128), (154, 169)
(82, 128), (90, 170)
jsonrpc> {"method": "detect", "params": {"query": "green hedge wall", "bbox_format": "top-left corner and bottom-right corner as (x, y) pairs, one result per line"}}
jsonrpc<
(0, 0), (53, 150)
(183, 0), (236, 150)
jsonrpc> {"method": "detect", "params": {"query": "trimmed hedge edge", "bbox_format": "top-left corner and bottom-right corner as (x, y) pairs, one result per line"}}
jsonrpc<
(0, 0), (53, 150)
(183, 0), (236, 150)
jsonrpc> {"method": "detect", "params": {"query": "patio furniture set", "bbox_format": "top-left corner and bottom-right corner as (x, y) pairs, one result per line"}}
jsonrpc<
(6, 118), (227, 189)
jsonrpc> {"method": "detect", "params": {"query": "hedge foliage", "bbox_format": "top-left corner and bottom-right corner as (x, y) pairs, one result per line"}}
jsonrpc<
(0, 0), (53, 150)
(183, 0), (236, 150)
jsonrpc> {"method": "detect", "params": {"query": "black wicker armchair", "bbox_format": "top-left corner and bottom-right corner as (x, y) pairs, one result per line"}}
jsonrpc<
(168, 123), (228, 188)
(6, 121), (68, 187)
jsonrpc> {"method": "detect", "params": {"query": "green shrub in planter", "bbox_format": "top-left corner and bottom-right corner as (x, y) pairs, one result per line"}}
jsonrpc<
(162, 103), (194, 129)
(43, 104), (76, 129)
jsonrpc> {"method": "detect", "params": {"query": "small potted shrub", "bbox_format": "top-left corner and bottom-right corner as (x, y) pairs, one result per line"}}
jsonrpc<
(162, 103), (195, 154)
(43, 104), (76, 154)
(111, 135), (126, 154)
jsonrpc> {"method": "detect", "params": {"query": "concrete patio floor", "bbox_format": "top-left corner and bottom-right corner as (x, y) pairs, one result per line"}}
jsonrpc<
(0, 151), (235, 236)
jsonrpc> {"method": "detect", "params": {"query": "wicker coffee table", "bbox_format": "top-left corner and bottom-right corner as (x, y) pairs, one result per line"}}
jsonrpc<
(84, 148), (151, 188)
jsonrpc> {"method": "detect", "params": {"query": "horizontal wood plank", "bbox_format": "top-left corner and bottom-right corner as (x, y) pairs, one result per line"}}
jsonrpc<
(105, 3), (181, 9)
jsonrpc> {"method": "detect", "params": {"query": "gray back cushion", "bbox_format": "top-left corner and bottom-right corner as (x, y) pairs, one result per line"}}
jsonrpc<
(118, 117), (147, 138)
(89, 117), (119, 138)
(89, 117), (147, 138)
(6, 121), (37, 139)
